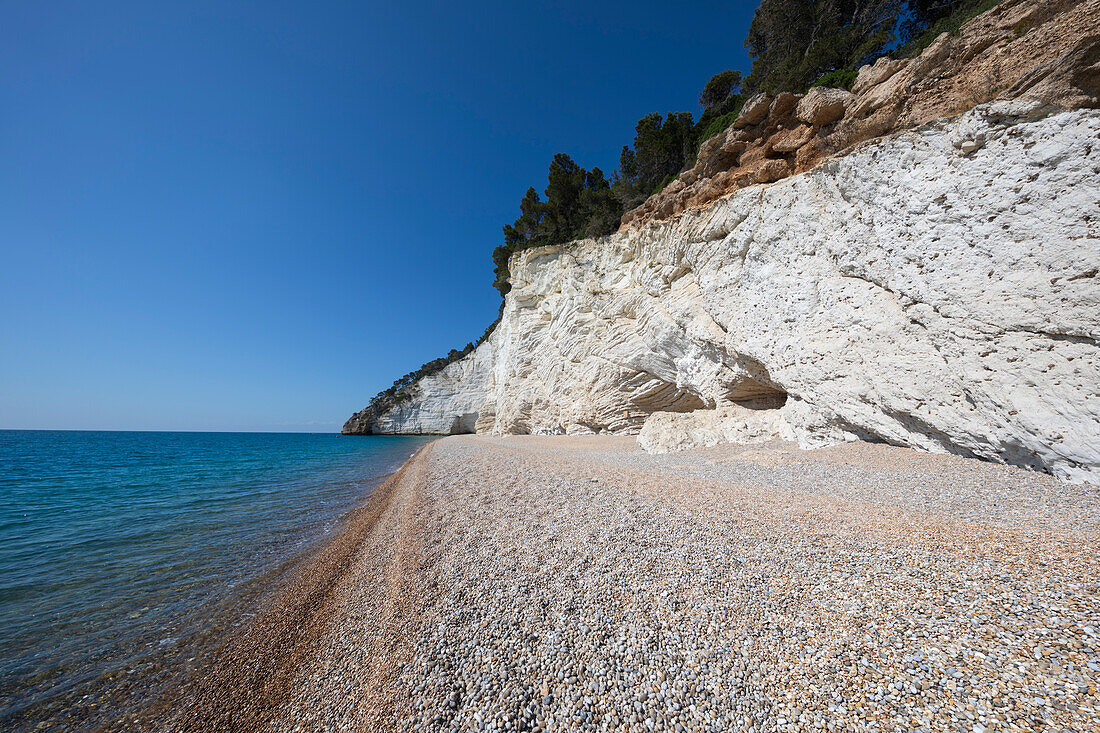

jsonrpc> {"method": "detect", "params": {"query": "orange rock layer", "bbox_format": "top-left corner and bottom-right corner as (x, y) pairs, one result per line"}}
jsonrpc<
(621, 0), (1100, 229)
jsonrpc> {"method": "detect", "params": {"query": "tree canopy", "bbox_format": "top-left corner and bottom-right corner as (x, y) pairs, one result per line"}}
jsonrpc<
(694, 70), (746, 149)
(742, 0), (1000, 94)
(494, 154), (622, 295)
(742, 0), (905, 95)
(615, 112), (698, 209)
(700, 70), (743, 112)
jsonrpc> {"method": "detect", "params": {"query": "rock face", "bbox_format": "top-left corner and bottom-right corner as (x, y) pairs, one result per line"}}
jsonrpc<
(346, 102), (1100, 483)
(620, 0), (1100, 230)
(638, 398), (794, 454)
(342, 340), (496, 435)
(795, 87), (852, 126)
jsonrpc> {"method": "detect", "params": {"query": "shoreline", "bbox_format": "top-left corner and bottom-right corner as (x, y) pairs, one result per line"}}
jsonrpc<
(109, 440), (438, 732)
(132, 435), (1100, 730)
(0, 434), (437, 733)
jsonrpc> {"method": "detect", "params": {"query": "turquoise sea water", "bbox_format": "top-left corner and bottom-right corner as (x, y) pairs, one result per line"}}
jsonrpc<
(0, 430), (435, 729)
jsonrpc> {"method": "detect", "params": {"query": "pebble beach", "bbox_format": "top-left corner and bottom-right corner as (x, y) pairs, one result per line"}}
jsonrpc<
(167, 435), (1100, 732)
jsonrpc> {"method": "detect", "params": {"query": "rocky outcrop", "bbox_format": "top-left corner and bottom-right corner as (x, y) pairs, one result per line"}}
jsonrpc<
(342, 339), (496, 435)
(638, 398), (794, 454)
(795, 87), (852, 127)
(347, 100), (1100, 483)
(621, 0), (1100, 229)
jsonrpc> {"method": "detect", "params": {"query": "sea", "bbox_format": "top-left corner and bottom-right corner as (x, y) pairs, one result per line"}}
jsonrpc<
(0, 429), (436, 730)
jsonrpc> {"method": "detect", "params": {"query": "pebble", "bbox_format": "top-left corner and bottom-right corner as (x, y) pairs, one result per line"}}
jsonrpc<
(275, 436), (1100, 733)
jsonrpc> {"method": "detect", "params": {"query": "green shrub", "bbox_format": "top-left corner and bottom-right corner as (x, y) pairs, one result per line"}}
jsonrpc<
(691, 109), (735, 150)
(810, 68), (858, 90)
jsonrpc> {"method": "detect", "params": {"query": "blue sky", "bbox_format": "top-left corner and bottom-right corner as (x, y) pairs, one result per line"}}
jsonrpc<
(0, 0), (755, 431)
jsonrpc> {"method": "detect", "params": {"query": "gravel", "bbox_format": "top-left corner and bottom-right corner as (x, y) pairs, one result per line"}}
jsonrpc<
(271, 435), (1100, 732)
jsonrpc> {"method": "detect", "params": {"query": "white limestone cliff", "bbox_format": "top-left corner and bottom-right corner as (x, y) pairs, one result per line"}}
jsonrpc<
(342, 334), (498, 436)
(346, 102), (1100, 483)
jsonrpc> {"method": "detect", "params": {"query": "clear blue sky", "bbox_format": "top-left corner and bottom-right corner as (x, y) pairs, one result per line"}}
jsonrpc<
(0, 0), (755, 432)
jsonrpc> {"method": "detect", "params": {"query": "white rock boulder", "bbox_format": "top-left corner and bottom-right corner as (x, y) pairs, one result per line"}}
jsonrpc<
(638, 402), (795, 454)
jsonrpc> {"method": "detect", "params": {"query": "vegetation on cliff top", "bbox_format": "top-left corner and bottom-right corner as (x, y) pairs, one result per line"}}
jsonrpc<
(358, 314), (501, 420)
(360, 0), (1004, 415)
(491, 0), (1001, 296)
(493, 95), (737, 296)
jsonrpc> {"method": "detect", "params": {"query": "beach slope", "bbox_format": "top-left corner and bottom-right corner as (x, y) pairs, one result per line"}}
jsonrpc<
(179, 435), (1100, 731)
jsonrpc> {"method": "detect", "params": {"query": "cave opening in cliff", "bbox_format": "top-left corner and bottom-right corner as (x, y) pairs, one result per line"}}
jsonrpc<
(447, 412), (479, 435)
(725, 357), (788, 410)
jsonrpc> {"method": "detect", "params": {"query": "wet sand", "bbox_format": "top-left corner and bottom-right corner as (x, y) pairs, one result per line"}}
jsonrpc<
(144, 436), (1100, 732)
(106, 442), (434, 731)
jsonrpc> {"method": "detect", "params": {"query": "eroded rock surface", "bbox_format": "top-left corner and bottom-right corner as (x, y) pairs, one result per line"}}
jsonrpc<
(344, 2), (1100, 481)
(346, 103), (1100, 483)
(638, 399), (794, 454)
(342, 340), (496, 435)
(621, 0), (1100, 229)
